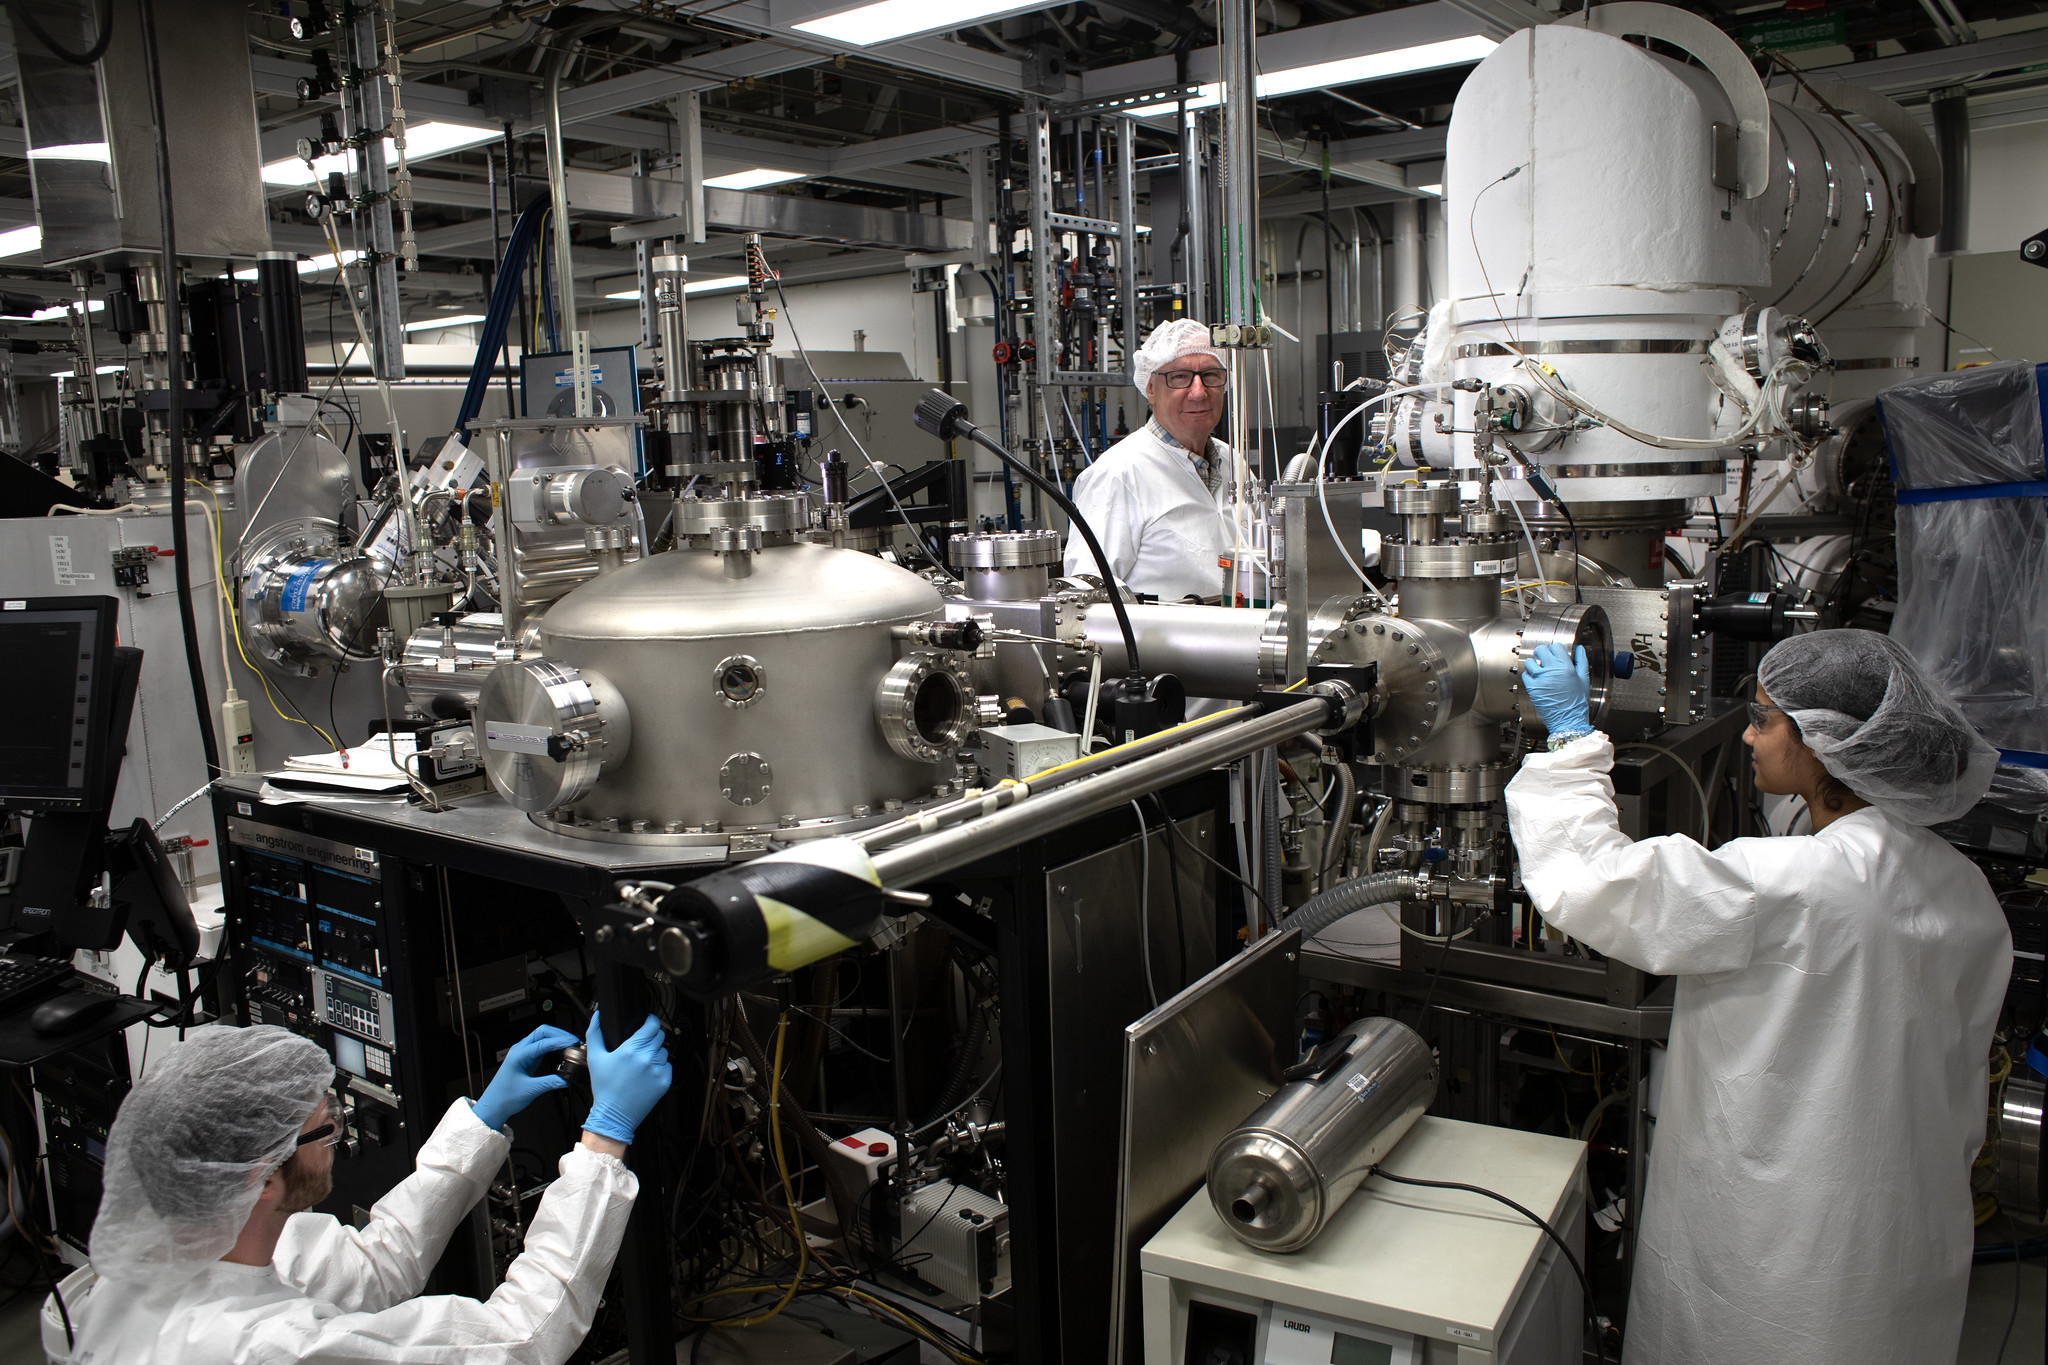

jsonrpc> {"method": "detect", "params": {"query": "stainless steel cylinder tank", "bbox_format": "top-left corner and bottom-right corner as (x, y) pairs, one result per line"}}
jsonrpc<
(240, 523), (385, 665)
(950, 529), (1062, 601)
(1208, 1017), (1437, 1252)
(518, 539), (960, 839)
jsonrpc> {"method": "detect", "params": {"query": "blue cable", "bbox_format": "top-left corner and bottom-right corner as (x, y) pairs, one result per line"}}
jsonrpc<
(455, 199), (551, 437)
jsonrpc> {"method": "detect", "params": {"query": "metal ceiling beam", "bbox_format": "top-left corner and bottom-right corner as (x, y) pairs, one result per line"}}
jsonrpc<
(1259, 182), (1415, 216)
(1081, 2), (1496, 101)
(609, 183), (974, 253)
(1256, 131), (1412, 193)
(1767, 26), (2048, 97)
(1439, 0), (1553, 37)
(1323, 126), (1450, 165)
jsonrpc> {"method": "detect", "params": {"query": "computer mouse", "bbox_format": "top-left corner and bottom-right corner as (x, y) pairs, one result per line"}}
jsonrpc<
(29, 993), (118, 1038)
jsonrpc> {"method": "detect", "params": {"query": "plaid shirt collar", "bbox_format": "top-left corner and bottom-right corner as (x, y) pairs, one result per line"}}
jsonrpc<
(1149, 418), (1215, 484)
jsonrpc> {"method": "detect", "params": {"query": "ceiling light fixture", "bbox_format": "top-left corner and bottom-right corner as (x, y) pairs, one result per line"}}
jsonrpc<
(791, 0), (1047, 46)
(26, 300), (104, 324)
(0, 225), (41, 260)
(1124, 35), (1497, 117)
(403, 313), (487, 332)
(232, 249), (362, 280)
(261, 122), (497, 186)
(26, 142), (112, 162)
(607, 275), (750, 299)
(703, 168), (807, 190)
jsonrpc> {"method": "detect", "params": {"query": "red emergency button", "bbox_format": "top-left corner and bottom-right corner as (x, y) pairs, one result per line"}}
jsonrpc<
(868, 1142), (889, 1156)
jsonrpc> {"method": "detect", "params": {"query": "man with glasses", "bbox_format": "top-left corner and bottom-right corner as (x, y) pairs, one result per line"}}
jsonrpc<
(1062, 317), (1234, 603)
(1502, 631), (2009, 1365)
(49, 1014), (672, 1364)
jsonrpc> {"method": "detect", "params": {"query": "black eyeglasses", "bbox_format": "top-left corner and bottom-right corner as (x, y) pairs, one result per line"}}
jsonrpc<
(1157, 369), (1227, 390)
(1746, 701), (1787, 731)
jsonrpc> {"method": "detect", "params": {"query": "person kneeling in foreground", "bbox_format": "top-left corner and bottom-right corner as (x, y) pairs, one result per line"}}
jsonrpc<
(47, 1012), (671, 1364)
(1506, 629), (2011, 1365)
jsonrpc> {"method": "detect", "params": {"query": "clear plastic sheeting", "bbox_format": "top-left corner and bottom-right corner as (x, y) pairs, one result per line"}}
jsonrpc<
(1891, 497), (2048, 756)
(1877, 359), (2047, 489)
(1879, 360), (2048, 762)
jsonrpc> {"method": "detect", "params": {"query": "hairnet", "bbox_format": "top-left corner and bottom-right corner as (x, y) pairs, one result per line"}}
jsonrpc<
(91, 1025), (334, 1285)
(1757, 630), (2000, 826)
(1133, 317), (1223, 391)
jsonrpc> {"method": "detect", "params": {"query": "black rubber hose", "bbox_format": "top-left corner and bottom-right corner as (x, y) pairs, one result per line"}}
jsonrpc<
(1368, 1166), (1607, 1365)
(140, 0), (220, 776)
(917, 998), (991, 1130)
(913, 388), (1144, 674)
(7, 0), (114, 66)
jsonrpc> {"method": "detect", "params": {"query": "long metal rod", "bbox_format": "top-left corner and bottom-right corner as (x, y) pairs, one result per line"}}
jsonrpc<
(856, 704), (1255, 851)
(871, 698), (1331, 887)
(489, 428), (522, 646)
(544, 53), (580, 352)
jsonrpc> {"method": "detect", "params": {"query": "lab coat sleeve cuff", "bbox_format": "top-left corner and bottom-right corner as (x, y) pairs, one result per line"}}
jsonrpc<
(1517, 729), (1613, 773)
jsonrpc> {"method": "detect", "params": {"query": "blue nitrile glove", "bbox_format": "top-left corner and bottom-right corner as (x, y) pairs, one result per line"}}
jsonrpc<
(471, 1024), (580, 1131)
(584, 1011), (674, 1145)
(1525, 643), (1593, 740)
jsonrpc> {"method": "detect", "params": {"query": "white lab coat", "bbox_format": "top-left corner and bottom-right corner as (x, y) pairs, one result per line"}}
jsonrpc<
(1063, 423), (1231, 603)
(1504, 733), (2010, 1365)
(47, 1099), (637, 1365)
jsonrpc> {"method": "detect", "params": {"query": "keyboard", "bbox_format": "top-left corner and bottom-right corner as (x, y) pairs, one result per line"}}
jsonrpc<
(0, 954), (75, 1012)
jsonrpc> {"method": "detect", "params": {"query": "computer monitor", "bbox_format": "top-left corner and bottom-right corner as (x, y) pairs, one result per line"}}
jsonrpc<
(0, 596), (123, 814)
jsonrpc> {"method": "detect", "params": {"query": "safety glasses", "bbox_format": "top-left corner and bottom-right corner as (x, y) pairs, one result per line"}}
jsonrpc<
(1745, 701), (1787, 732)
(296, 1087), (346, 1148)
(1157, 368), (1227, 390)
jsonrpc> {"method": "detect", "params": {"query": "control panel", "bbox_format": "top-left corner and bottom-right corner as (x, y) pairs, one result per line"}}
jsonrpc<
(223, 817), (405, 1181)
(314, 967), (396, 1050)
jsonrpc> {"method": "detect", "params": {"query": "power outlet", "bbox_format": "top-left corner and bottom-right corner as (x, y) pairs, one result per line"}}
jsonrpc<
(222, 696), (257, 774)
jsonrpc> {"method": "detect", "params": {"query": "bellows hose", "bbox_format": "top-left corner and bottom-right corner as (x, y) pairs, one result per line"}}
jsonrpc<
(1277, 870), (1421, 942)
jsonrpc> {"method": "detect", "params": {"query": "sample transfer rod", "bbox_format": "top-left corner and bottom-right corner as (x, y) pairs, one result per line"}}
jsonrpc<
(853, 704), (1256, 851)
(870, 698), (1332, 887)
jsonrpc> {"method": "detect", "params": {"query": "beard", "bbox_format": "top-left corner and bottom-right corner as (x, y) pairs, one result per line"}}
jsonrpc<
(278, 1150), (333, 1213)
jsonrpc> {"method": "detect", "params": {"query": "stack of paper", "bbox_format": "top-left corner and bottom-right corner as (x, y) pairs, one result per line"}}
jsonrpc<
(267, 734), (419, 794)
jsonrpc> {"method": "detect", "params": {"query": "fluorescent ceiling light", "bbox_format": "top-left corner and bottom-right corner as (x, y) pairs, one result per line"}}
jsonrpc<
(95, 364), (125, 374)
(233, 249), (363, 280)
(404, 313), (486, 332)
(704, 168), (806, 190)
(1414, 183), (1443, 196)
(261, 122), (497, 186)
(606, 275), (750, 299)
(27, 142), (111, 162)
(26, 300), (103, 323)
(1124, 35), (1497, 116)
(0, 225), (41, 260)
(793, 0), (1035, 45)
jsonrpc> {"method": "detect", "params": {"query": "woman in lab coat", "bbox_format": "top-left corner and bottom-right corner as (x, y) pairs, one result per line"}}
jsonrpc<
(1063, 317), (1233, 603)
(1504, 629), (2010, 1365)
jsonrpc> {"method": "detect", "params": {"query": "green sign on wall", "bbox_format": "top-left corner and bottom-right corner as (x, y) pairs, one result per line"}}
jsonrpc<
(1741, 11), (1847, 51)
